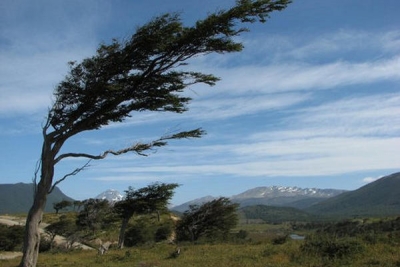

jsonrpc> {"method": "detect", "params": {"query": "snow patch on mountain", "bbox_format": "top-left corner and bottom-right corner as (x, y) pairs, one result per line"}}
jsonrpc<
(231, 186), (343, 199)
(95, 189), (124, 203)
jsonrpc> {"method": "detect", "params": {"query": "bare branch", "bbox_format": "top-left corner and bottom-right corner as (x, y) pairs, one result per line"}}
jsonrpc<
(49, 160), (91, 194)
(54, 128), (205, 164)
(31, 159), (41, 197)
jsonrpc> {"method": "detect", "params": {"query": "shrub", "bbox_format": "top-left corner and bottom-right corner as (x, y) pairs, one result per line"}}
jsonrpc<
(272, 234), (288, 245)
(39, 235), (53, 253)
(0, 224), (24, 251)
(301, 234), (364, 260)
(124, 222), (154, 246)
(155, 224), (173, 242)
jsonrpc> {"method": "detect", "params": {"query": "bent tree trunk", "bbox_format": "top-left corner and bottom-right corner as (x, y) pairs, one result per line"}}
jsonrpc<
(20, 136), (56, 267)
(20, 181), (51, 267)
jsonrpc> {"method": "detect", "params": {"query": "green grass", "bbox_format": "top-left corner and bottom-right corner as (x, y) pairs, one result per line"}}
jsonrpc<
(3, 237), (400, 267)
(3, 215), (400, 267)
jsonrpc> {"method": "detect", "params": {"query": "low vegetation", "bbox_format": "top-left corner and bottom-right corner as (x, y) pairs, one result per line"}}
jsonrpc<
(2, 203), (400, 266)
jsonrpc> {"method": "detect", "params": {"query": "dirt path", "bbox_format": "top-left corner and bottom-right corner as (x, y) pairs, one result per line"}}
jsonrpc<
(0, 215), (94, 260)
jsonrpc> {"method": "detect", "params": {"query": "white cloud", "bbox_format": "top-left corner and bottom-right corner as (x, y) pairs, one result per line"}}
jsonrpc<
(212, 56), (400, 95)
(362, 176), (382, 184)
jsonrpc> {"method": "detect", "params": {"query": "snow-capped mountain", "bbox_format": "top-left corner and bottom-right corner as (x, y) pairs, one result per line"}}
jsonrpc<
(231, 186), (343, 199)
(229, 186), (346, 209)
(172, 186), (346, 212)
(95, 189), (124, 203)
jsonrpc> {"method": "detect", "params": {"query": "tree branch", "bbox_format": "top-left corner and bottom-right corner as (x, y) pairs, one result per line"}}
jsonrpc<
(54, 128), (205, 164)
(49, 160), (91, 194)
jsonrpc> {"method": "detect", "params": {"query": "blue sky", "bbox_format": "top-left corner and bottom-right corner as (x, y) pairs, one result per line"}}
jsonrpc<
(0, 0), (399, 206)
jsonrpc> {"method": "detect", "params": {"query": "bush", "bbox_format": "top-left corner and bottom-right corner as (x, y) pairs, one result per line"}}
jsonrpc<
(0, 224), (24, 251)
(124, 222), (154, 246)
(39, 235), (53, 253)
(155, 224), (173, 242)
(301, 234), (364, 260)
(272, 234), (288, 245)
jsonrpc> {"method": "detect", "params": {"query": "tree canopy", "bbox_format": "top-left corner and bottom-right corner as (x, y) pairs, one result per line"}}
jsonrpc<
(176, 197), (239, 242)
(114, 183), (179, 248)
(20, 1), (291, 266)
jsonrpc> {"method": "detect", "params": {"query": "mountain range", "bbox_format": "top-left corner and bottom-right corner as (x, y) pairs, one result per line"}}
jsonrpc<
(172, 186), (346, 212)
(172, 172), (400, 219)
(1, 172), (399, 219)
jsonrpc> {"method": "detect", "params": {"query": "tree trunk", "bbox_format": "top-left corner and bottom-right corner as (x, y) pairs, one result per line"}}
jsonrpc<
(20, 136), (55, 267)
(117, 217), (130, 249)
(19, 182), (49, 267)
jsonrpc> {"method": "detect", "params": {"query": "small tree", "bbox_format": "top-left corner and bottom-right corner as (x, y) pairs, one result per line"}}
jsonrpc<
(176, 197), (239, 242)
(52, 200), (72, 214)
(76, 199), (113, 235)
(20, 1), (291, 266)
(113, 182), (178, 248)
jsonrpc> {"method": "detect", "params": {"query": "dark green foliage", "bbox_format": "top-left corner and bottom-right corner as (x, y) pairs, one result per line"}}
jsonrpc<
(155, 224), (173, 242)
(0, 224), (24, 251)
(123, 217), (174, 246)
(53, 200), (72, 214)
(47, 0), (290, 144)
(114, 183), (179, 248)
(240, 205), (312, 223)
(38, 236), (52, 253)
(317, 217), (400, 245)
(176, 197), (239, 242)
(76, 199), (114, 234)
(301, 234), (364, 261)
(114, 183), (179, 219)
(124, 221), (155, 246)
(272, 234), (289, 245)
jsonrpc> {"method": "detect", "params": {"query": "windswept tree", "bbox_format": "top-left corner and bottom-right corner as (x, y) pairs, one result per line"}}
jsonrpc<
(114, 182), (178, 249)
(20, 1), (291, 266)
(176, 197), (239, 242)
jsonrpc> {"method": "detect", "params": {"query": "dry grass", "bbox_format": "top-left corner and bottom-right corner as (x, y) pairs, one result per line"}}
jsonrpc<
(2, 239), (400, 267)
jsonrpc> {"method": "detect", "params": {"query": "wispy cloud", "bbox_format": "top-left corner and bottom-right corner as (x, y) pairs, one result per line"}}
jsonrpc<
(362, 176), (383, 184)
(86, 89), (400, 182)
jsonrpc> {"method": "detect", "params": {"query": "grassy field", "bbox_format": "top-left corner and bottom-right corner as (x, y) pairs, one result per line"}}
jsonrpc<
(3, 220), (400, 267)
(3, 214), (400, 267)
(2, 238), (400, 267)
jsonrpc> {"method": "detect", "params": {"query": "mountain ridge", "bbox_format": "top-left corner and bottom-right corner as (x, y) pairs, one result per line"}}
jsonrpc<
(0, 183), (74, 214)
(172, 186), (346, 212)
(306, 172), (400, 218)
